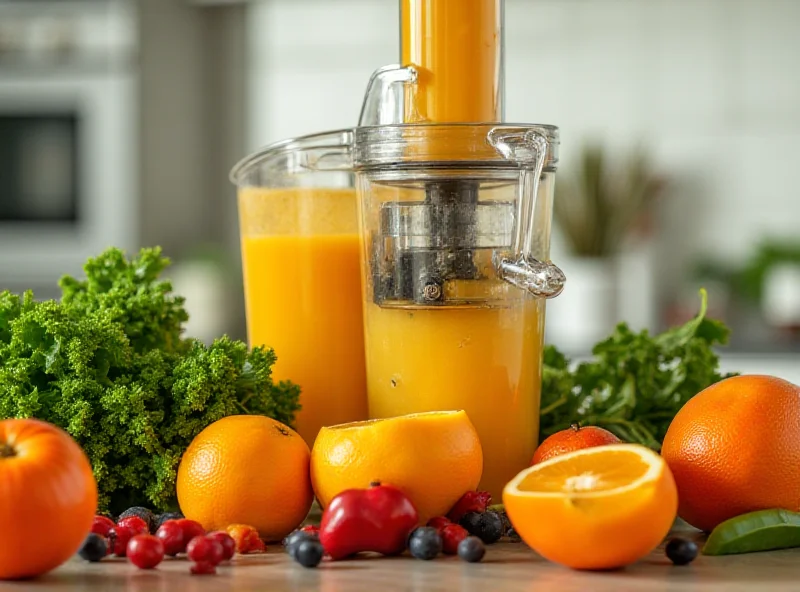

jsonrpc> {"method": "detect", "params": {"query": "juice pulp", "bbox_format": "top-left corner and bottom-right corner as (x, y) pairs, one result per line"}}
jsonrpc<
(239, 188), (367, 445)
(364, 298), (544, 500)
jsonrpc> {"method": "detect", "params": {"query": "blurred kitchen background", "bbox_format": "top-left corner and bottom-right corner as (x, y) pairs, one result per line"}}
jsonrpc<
(1, 0), (798, 380)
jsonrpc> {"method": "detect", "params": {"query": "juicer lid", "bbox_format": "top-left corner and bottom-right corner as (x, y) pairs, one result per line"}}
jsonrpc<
(351, 123), (559, 171)
(229, 123), (559, 186)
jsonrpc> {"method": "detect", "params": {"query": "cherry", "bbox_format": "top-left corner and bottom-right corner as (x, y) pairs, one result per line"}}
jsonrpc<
(155, 521), (185, 556)
(174, 519), (206, 549)
(190, 561), (217, 575)
(186, 535), (224, 566)
(206, 532), (236, 561)
(441, 523), (469, 555)
(118, 516), (149, 536)
(127, 535), (165, 569)
(109, 525), (136, 557)
(91, 515), (116, 538)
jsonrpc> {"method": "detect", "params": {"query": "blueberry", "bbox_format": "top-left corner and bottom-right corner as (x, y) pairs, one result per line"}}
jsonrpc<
(118, 507), (156, 533)
(506, 525), (521, 541)
(665, 537), (698, 566)
(459, 512), (482, 533)
(284, 530), (319, 559)
(78, 533), (108, 562)
(457, 536), (485, 563)
(294, 540), (324, 568)
(408, 527), (442, 560)
(153, 512), (184, 532)
(459, 511), (503, 544)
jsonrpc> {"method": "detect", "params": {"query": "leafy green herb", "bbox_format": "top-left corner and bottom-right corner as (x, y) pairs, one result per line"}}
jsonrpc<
(540, 289), (733, 449)
(0, 247), (300, 513)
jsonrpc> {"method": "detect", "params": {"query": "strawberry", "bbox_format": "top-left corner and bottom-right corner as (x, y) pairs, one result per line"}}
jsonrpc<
(447, 491), (492, 523)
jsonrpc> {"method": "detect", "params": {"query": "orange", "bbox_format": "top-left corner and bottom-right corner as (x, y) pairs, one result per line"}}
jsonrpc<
(0, 419), (97, 580)
(532, 424), (621, 465)
(176, 415), (313, 542)
(661, 374), (800, 533)
(310, 411), (483, 524)
(503, 444), (677, 570)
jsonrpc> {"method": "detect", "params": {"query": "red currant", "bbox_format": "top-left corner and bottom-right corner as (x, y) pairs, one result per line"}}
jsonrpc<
(190, 561), (216, 575)
(186, 535), (224, 566)
(91, 515), (116, 538)
(109, 525), (136, 557)
(127, 535), (165, 569)
(206, 532), (236, 561)
(426, 516), (451, 534)
(441, 524), (469, 555)
(175, 519), (206, 548)
(118, 516), (149, 536)
(155, 521), (185, 556)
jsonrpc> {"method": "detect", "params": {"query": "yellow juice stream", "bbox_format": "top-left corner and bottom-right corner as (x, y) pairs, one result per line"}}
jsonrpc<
(401, 0), (502, 122)
(364, 299), (544, 500)
(239, 188), (367, 445)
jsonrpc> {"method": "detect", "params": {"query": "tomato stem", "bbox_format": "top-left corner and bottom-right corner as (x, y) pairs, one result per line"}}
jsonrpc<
(0, 443), (15, 458)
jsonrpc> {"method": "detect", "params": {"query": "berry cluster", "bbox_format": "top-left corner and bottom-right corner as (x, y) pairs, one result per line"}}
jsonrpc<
(77, 507), (241, 575)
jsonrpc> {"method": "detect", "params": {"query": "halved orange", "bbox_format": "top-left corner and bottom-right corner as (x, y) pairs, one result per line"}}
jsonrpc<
(311, 411), (483, 524)
(503, 443), (677, 570)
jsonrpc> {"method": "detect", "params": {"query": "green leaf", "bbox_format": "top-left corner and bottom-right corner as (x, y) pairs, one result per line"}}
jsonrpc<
(540, 289), (734, 450)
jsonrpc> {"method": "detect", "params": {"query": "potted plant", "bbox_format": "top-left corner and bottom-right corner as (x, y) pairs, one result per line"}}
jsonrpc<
(546, 144), (665, 352)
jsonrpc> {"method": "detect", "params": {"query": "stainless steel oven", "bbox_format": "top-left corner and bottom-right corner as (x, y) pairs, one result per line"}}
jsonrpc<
(0, 0), (137, 295)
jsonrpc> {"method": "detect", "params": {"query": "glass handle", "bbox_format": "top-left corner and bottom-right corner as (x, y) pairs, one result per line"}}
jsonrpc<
(358, 64), (418, 126)
(488, 127), (566, 298)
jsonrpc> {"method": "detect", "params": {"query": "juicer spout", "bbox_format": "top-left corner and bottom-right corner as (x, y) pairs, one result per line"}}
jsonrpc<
(495, 254), (566, 298)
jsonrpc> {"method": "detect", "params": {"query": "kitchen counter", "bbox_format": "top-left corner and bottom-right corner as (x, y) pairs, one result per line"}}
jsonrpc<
(4, 532), (799, 592)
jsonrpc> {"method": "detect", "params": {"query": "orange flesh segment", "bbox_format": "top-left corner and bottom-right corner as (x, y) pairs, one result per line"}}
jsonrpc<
(516, 449), (652, 494)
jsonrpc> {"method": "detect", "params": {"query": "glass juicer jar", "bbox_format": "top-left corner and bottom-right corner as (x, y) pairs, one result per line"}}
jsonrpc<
(352, 119), (564, 499)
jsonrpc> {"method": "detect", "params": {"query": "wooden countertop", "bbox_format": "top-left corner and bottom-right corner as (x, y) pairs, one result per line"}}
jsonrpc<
(3, 531), (800, 592)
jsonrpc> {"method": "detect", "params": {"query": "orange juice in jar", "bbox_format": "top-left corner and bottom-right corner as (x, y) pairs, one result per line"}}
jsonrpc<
(364, 300), (545, 499)
(231, 132), (367, 445)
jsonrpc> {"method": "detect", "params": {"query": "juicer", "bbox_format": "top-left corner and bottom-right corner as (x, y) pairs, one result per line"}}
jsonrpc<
(231, 0), (565, 498)
(357, 0), (564, 308)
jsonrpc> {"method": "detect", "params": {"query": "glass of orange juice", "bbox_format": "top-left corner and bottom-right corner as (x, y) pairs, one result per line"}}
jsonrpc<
(230, 130), (367, 445)
(351, 123), (564, 499)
